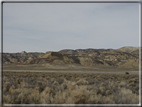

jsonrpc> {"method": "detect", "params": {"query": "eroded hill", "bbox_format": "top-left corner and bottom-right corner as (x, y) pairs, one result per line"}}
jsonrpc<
(3, 52), (44, 64)
(2, 47), (140, 69)
(24, 52), (80, 65)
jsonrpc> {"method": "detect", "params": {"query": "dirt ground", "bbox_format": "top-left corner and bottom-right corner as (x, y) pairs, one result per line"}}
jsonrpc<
(3, 63), (139, 75)
(3, 69), (139, 75)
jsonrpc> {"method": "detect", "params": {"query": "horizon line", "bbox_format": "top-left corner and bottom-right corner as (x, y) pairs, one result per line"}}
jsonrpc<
(2, 46), (140, 53)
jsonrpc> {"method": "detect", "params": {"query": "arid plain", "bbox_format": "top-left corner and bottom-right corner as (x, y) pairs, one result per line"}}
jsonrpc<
(2, 47), (140, 104)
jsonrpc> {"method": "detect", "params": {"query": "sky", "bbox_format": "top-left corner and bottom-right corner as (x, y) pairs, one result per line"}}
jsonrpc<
(3, 2), (139, 53)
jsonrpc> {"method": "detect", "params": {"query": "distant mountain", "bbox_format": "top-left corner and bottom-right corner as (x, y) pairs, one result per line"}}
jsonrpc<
(59, 48), (113, 55)
(2, 47), (139, 69)
(116, 46), (139, 53)
(59, 47), (139, 54)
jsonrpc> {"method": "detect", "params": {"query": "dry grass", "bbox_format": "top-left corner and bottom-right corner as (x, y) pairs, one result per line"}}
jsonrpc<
(2, 71), (140, 104)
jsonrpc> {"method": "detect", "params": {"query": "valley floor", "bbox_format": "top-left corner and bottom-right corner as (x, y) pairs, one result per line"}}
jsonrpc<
(3, 69), (139, 75)
(3, 63), (139, 73)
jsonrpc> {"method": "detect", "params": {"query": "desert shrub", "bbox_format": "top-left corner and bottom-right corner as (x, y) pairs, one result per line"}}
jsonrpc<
(105, 90), (112, 96)
(52, 90), (66, 104)
(67, 81), (76, 90)
(125, 72), (129, 74)
(61, 83), (67, 90)
(86, 85), (95, 91)
(105, 80), (119, 93)
(17, 88), (31, 104)
(70, 85), (90, 104)
(3, 94), (12, 104)
(75, 77), (80, 82)
(88, 94), (102, 104)
(101, 96), (115, 104)
(97, 86), (106, 96)
(76, 78), (88, 85)
(48, 78), (55, 83)
(113, 88), (139, 104)
(28, 89), (40, 104)
(56, 77), (64, 84)
(3, 76), (9, 82)
(3, 72), (139, 104)
(40, 87), (55, 104)
(8, 85), (16, 94)
(3, 81), (14, 93)
(86, 78), (95, 85)
(40, 93), (51, 104)
(119, 81), (127, 88)
(20, 81), (30, 88)
(16, 78), (20, 84)
(52, 80), (59, 86)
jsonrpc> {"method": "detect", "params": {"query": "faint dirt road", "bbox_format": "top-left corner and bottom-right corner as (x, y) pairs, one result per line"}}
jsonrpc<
(3, 69), (139, 75)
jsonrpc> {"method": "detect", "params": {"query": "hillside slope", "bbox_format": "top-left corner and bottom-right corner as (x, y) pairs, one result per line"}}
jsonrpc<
(116, 46), (139, 53)
(24, 52), (80, 65)
(3, 52), (44, 64)
(2, 47), (139, 69)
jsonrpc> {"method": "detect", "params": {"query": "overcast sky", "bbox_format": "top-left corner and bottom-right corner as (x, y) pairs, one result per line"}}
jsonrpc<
(3, 3), (139, 53)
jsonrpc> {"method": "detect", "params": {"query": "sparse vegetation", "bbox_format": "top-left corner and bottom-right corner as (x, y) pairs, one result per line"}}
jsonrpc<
(3, 71), (139, 104)
(2, 47), (140, 104)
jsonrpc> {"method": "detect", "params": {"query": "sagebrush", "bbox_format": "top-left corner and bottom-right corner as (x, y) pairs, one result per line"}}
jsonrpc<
(3, 71), (139, 104)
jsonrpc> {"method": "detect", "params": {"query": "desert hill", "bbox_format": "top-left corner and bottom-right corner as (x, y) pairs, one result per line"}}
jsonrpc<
(3, 52), (44, 64)
(2, 47), (140, 69)
(59, 48), (113, 55)
(76, 49), (139, 67)
(116, 46), (139, 53)
(59, 47), (139, 55)
(24, 52), (80, 65)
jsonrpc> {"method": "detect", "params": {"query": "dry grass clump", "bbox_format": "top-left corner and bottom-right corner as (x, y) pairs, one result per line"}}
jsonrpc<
(3, 71), (139, 104)
(113, 88), (139, 104)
